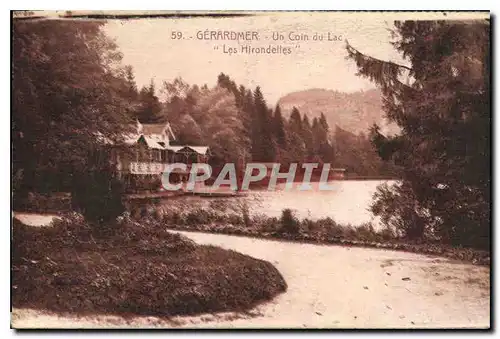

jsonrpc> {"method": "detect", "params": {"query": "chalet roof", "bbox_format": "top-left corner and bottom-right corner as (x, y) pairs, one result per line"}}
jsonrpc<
(122, 120), (177, 146)
(119, 120), (209, 155)
(179, 146), (210, 155)
(136, 121), (176, 140)
(136, 137), (209, 154)
(123, 134), (139, 145)
(141, 124), (167, 135)
(166, 145), (209, 155)
(138, 135), (166, 150)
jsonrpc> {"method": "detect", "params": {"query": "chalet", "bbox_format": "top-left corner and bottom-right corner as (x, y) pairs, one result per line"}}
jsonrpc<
(331, 168), (347, 179)
(116, 120), (210, 191)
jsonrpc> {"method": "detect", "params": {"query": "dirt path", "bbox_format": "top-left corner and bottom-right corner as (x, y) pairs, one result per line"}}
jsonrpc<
(12, 225), (490, 328)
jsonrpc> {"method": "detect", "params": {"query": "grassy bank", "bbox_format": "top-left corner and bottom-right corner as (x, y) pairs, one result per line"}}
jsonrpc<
(13, 192), (71, 214)
(12, 214), (287, 317)
(129, 202), (490, 266)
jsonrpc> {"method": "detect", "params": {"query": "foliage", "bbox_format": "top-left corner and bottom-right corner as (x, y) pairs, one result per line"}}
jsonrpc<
(272, 105), (287, 148)
(347, 20), (490, 249)
(134, 80), (164, 123)
(279, 209), (300, 235)
(12, 18), (133, 197)
(70, 149), (125, 226)
(251, 87), (276, 162)
(161, 72), (399, 177)
(370, 182), (433, 239)
(12, 216), (287, 316)
(12, 192), (71, 214)
(334, 125), (400, 177)
(174, 114), (205, 145)
(162, 79), (251, 166)
(146, 205), (489, 265)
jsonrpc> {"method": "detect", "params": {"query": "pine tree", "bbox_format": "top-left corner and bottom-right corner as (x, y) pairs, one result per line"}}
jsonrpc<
(124, 65), (138, 99)
(289, 107), (303, 133)
(273, 105), (286, 147)
(301, 114), (314, 157)
(252, 86), (275, 161)
(286, 107), (306, 162)
(136, 79), (163, 123)
(319, 112), (329, 131)
(347, 20), (490, 248)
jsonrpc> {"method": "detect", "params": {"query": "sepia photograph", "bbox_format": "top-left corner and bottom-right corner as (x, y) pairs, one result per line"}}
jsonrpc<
(11, 10), (491, 329)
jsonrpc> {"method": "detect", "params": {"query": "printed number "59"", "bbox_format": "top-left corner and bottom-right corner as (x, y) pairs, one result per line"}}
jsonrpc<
(171, 32), (183, 39)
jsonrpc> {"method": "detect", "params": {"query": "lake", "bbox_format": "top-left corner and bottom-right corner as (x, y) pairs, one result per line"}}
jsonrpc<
(163, 180), (398, 230)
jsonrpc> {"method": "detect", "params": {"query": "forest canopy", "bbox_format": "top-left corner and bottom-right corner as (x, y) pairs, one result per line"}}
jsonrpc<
(346, 20), (490, 249)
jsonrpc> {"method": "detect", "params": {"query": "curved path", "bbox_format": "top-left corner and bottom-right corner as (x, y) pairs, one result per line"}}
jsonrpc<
(12, 227), (490, 329)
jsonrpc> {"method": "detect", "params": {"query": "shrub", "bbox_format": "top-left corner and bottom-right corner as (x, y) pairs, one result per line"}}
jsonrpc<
(379, 227), (396, 241)
(12, 217), (287, 317)
(259, 216), (280, 233)
(71, 167), (125, 226)
(280, 209), (299, 235)
(341, 225), (358, 240)
(320, 218), (345, 238)
(227, 213), (244, 226)
(353, 223), (377, 242)
(301, 218), (316, 233)
(127, 174), (162, 193)
(370, 181), (490, 250)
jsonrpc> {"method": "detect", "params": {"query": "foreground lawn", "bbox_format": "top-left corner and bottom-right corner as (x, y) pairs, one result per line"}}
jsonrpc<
(12, 215), (287, 317)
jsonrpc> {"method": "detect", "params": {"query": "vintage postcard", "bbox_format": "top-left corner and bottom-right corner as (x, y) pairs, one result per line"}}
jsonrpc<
(11, 10), (490, 329)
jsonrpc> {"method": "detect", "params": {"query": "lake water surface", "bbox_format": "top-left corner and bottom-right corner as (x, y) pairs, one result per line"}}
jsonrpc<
(166, 180), (398, 229)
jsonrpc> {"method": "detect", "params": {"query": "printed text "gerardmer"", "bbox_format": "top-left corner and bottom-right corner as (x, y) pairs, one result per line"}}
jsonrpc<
(196, 31), (260, 41)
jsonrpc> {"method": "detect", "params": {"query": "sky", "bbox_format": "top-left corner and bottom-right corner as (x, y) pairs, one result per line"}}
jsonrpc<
(103, 12), (483, 105)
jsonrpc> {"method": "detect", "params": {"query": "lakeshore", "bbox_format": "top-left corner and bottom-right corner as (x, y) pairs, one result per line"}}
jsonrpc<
(11, 215), (490, 329)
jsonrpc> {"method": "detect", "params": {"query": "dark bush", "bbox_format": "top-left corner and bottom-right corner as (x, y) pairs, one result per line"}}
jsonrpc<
(370, 181), (491, 251)
(185, 208), (214, 225)
(71, 168), (125, 226)
(353, 223), (377, 242)
(280, 209), (299, 235)
(371, 182), (431, 240)
(12, 216), (287, 317)
(13, 192), (71, 214)
(379, 227), (396, 241)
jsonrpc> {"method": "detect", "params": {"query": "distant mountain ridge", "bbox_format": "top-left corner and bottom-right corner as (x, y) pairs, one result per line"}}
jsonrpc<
(277, 88), (399, 136)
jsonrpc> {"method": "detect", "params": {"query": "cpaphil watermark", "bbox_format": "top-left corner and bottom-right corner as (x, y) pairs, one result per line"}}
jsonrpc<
(161, 163), (339, 192)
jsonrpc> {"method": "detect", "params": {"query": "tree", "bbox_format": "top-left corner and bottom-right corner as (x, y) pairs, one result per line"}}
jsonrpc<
(161, 74), (254, 167)
(332, 125), (397, 177)
(289, 107), (303, 133)
(12, 18), (133, 198)
(120, 65), (142, 120)
(347, 20), (490, 248)
(252, 86), (275, 161)
(161, 77), (191, 102)
(217, 72), (238, 96)
(124, 65), (138, 99)
(286, 107), (306, 162)
(272, 105), (287, 147)
(301, 114), (314, 157)
(173, 114), (204, 145)
(239, 87), (254, 145)
(191, 86), (250, 165)
(136, 79), (164, 123)
(71, 148), (125, 226)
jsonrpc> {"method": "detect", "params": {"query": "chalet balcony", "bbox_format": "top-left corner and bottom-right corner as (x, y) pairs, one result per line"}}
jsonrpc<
(116, 142), (210, 176)
(128, 161), (209, 175)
